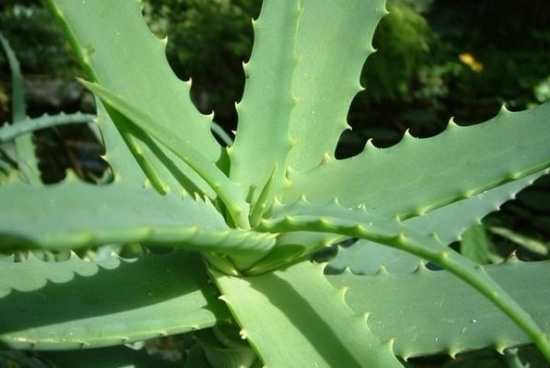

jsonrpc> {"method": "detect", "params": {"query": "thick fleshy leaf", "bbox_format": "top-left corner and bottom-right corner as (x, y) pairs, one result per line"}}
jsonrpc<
(0, 112), (95, 143)
(230, 0), (387, 204)
(81, 81), (250, 229)
(45, 0), (220, 161)
(328, 260), (550, 359)
(45, 0), (219, 197)
(258, 201), (550, 360)
(0, 252), (229, 350)
(229, 0), (301, 206)
(329, 173), (542, 274)
(0, 178), (274, 258)
(286, 0), (387, 172)
(212, 261), (403, 368)
(283, 104), (550, 220)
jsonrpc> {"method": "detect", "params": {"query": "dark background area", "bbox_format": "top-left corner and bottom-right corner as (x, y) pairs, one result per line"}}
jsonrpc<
(1, 0), (550, 367)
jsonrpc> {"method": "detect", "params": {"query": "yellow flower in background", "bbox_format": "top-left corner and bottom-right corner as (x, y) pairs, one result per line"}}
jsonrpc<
(459, 52), (483, 72)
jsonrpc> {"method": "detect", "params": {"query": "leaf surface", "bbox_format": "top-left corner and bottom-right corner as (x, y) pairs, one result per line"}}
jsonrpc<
(258, 202), (550, 360)
(328, 260), (550, 359)
(286, 0), (387, 172)
(229, 0), (301, 205)
(329, 174), (541, 273)
(212, 261), (402, 368)
(0, 178), (274, 257)
(283, 104), (550, 219)
(0, 252), (228, 350)
(46, 0), (220, 161)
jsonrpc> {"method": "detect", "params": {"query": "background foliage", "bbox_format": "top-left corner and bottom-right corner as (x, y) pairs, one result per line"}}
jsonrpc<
(1, 0), (550, 366)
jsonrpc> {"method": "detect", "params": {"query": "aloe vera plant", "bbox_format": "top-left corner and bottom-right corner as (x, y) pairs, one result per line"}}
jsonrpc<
(1, 1), (550, 367)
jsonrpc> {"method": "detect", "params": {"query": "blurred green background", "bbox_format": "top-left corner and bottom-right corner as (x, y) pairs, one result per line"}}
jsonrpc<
(1, 0), (550, 367)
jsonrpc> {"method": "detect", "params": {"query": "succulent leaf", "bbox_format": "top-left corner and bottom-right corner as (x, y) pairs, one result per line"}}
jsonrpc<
(0, 179), (274, 258)
(44, 0), (221, 161)
(0, 112), (95, 144)
(283, 104), (550, 220)
(81, 81), (250, 229)
(285, 0), (387, 172)
(330, 173), (543, 274)
(212, 260), (403, 368)
(0, 252), (228, 350)
(258, 202), (550, 360)
(328, 260), (550, 359)
(230, 0), (302, 206)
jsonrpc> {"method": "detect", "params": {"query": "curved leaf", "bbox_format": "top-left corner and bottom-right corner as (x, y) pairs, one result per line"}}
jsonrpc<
(283, 104), (550, 220)
(0, 252), (228, 350)
(328, 260), (550, 359)
(329, 173), (544, 274)
(45, 0), (220, 161)
(0, 178), (274, 259)
(211, 260), (402, 368)
(257, 202), (550, 361)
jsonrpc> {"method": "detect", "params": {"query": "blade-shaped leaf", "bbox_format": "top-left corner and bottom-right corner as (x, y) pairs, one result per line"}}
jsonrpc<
(257, 201), (550, 360)
(0, 252), (229, 350)
(0, 178), (274, 258)
(329, 173), (541, 273)
(45, 0), (220, 162)
(286, 0), (387, 172)
(45, 0), (220, 197)
(229, 0), (301, 205)
(0, 33), (39, 184)
(230, 0), (387, 203)
(211, 260), (403, 368)
(283, 104), (550, 220)
(81, 81), (250, 229)
(328, 260), (550, 359)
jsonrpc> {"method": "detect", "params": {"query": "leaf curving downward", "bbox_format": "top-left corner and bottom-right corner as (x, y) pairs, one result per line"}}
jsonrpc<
(258, 202), (550, 361)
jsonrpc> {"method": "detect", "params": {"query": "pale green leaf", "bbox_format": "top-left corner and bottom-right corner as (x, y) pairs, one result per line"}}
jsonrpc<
(229, 0), (301, 205)
(81, 81), (250, 229)
(329, 173), (541, 273)
(0, 252), (228, 350)
(0, 112), (95, 143)
(212, 260), (403, 368)
(0, 33), (39, 184)
(490, 226), (549, 256)
(283, 104), (550, 219)
(286, 0), (387, 172)
(0, 178), (274, 258)
(328, 260), (550, 359)
(258, 202), (550, 360)
(45, 0), (220, 162)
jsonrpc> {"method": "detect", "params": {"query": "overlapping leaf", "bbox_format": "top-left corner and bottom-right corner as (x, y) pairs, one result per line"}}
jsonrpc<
(328, 260), (550, 359)
(0, 252), (228, 350)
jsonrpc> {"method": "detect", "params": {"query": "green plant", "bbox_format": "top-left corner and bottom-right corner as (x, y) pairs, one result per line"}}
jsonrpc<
(1, 1), (550, 367)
